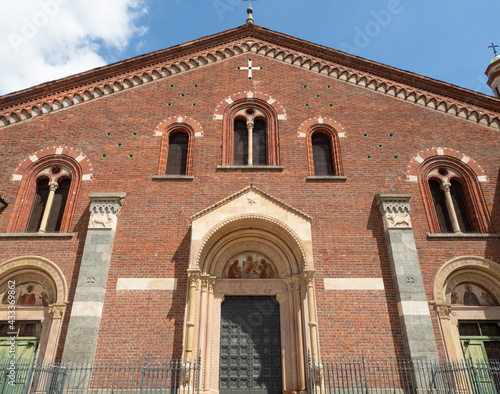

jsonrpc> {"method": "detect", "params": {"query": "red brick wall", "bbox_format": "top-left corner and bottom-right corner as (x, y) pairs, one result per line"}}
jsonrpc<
(0, 53), (498, 361)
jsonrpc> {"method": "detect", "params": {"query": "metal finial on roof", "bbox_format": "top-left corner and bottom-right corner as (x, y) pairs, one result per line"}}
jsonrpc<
(489, 42), (499, 56)
(242, 0), (258, 24)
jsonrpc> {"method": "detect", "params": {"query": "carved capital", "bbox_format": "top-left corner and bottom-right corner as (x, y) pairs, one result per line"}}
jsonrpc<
(48, 303), (66, 319)
(187, 269), (201, 289)
(435, 304), (452, 320)
(200, 275), (216, 292)
(88, 192), (126, 230)
(302, 269), (316, 286)
(48, 182), (59, 192)
(440, 182), (451, 192)
(285, 276), (301, 292)
(376, 194), (412, 231)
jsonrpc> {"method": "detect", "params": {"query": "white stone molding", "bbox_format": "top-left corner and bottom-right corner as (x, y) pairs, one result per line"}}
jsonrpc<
(376, 194), (412, 231)
(116, 278), (177, 290)
(324, 278), (385, 290)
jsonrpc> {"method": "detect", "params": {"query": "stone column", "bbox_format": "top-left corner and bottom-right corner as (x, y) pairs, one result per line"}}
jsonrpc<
(377, 194), (439, 362)
(62, 192), (126, 363)
(440, 183), (461, 233)
(38, 182), (58, 233)
(184, 269), (201, 364)
(247, 119), (254, 166)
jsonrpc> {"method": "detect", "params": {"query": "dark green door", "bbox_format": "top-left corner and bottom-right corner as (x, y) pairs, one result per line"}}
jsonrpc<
(219, 296), (282, 394)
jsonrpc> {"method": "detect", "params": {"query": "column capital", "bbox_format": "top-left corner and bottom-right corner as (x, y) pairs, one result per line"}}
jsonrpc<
(48, 182), (59, 192)
(301, 269), (316, 286)
(88, 192), (126, 230)
(200, 274), (216, 292)
(434, 304), (452, 320)
(376, 194), (412, 230)
(188, 269), (202, 289)
(440, 182), (451, 192)
(285, 275), (301, 292)
(48, 303), (66, 319)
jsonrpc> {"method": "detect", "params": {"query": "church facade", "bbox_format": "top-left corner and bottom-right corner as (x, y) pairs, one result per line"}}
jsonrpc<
(0, 19), (499, 393)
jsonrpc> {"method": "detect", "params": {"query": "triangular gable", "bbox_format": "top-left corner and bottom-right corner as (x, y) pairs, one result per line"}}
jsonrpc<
(190, 184), (312, 223)
(1, 24), (499, 129)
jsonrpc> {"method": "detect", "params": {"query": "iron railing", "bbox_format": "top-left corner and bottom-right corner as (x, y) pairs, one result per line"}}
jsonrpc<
(0, 355), (201, 394)
(309, 354), (500, 393)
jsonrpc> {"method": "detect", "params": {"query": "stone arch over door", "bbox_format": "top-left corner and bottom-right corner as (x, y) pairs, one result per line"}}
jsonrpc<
(433, 256), (500, 361)
(183, 186), (318, 394)
(0, 256), (68, 362)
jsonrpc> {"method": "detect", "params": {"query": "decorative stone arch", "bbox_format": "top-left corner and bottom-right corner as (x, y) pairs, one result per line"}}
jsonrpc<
(183, 186), (318, 393)
(194, 214), (310, 276)
(432, 256), (500, 361)
(0, 256), (68, 362)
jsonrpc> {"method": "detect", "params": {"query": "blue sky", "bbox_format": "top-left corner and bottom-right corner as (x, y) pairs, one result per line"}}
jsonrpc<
(1, 0), (499, 96)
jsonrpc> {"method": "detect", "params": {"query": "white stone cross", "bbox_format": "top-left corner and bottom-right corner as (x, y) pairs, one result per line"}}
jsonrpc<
(237, 58), (263, 80)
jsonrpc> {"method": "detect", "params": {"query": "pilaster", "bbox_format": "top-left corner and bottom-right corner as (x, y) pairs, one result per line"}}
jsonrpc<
(62, 192), (126, 363)
(377, 194), (439, 363)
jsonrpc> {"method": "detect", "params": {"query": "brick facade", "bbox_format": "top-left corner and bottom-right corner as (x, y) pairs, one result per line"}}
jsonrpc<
(0, 23), (499, 376)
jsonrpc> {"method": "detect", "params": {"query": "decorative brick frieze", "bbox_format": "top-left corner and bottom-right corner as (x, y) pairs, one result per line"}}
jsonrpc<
(1, 27), (498, 130)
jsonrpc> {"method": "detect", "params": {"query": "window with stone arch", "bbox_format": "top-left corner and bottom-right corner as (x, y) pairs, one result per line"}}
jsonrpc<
(7, 154), (85, 233)
(158, 123), (195, 176)
(307, 125), (343, 176)
(418, 155), (492, 234)
(222, 99), (279, 167)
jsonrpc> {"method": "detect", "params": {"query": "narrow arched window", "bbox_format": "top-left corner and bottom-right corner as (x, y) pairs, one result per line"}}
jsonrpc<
(253, 119), (267, 166)
(26, 179), (50, 232)
(429, 179), (452, 233)
(234, 119), (248, 166)
(450, 179), (473, 233)
(166, 132), (189, 175)
(312, 133), (334, 176)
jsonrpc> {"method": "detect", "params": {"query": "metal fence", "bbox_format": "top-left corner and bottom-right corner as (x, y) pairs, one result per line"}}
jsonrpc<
(309, 355), (500, 394)
(0, 355), (201, 394)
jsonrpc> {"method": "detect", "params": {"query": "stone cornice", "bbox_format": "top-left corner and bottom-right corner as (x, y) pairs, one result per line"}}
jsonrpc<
(1, 24), (499, 129)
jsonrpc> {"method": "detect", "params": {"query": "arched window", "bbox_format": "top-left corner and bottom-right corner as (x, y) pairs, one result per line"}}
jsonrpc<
(157, 124), (194, 176)
(418, 157), (492, 234)
(25, 166), (72, 233)
(166, 132), (189, 175)
(312, 132), (334, 176)
(222, 100), (279, 167)
(7, 156), (82, 234)
(306, 125), (343, 177)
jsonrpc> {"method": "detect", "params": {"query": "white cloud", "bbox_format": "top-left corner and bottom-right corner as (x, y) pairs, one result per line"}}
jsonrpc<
(0, 0), (148, 95)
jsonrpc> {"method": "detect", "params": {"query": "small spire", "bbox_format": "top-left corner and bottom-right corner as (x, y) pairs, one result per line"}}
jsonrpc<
(242, 0), (258, 24)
